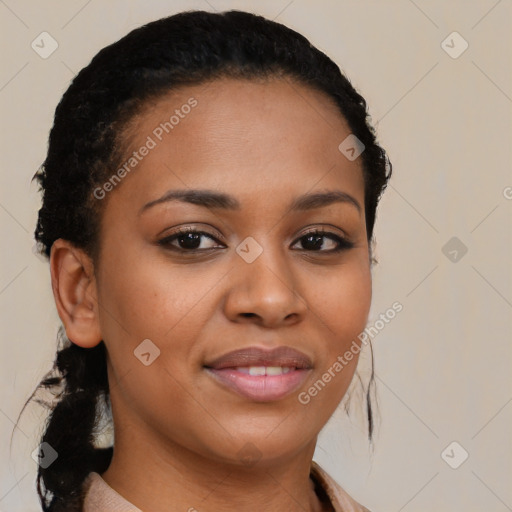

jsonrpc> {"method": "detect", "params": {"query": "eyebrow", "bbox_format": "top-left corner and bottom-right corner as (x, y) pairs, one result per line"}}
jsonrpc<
(139, 188), (361, 216)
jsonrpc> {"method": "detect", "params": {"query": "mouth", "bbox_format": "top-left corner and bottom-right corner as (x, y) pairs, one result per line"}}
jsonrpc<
(203, 346), (313, 402)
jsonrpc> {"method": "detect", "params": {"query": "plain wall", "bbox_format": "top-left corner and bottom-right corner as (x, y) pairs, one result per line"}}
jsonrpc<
(1, 1), (511, 511)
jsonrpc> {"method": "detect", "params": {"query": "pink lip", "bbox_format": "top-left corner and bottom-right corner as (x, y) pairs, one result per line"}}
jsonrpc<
(203, 346), (313, 402)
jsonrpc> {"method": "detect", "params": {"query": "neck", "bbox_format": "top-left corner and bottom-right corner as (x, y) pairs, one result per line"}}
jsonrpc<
(101, 428), (326, 511)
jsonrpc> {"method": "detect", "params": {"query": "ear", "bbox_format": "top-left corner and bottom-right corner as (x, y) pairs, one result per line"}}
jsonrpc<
(50, 238), (102, 348)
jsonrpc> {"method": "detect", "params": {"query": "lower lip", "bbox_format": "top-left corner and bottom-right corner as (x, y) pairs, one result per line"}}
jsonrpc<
(204, 367), (311, 402)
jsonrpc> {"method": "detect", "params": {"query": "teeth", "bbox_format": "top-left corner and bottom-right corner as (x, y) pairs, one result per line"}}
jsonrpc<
(249, 366), (266, 376)
(266, 366), (284, 375)
(235, 366), (294, 375)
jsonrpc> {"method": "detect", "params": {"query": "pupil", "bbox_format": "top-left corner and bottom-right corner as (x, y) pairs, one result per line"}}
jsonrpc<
(304, 235), (322, 250)
(180, 233), (201, 249)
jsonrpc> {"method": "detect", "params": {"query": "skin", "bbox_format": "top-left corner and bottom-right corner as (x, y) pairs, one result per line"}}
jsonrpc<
(51, 77), (372, 511)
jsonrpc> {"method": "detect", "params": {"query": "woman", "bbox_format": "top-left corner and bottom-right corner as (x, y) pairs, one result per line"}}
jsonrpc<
(26, 9), (391, 511)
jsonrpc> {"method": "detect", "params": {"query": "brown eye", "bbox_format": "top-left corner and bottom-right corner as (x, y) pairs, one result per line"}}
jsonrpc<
(292, 230), (354, 253)
(158, 228), (224, 252)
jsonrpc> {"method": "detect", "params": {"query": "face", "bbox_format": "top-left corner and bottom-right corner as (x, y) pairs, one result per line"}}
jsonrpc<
(92, 77), (371, 467)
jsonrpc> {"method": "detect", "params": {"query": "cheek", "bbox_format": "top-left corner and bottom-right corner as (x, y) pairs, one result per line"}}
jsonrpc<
(95, 249), (225, 406)
(312, 258), (372, 340)
(306, 257), (371, 400)
(96, 253), (211, 429)
(96, 250), (212, 345)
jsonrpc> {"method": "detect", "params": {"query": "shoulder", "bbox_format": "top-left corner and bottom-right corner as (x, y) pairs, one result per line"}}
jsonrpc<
(311, 461), (373, 512)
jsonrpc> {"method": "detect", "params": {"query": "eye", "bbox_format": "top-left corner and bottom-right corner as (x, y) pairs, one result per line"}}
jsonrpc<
(158, 227), (354, 254)
(291, 229), (354, 253)
(158, 227), (224, 252)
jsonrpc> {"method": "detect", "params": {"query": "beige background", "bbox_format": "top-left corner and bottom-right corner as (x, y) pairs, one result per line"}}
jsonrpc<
(1, 1), (511, 511)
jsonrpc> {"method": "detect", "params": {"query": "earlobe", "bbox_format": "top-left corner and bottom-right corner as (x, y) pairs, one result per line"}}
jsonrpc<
(50, 238), (102, 348)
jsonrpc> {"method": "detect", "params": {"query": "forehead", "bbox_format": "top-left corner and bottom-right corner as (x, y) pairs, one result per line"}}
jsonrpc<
(109, 77), (365, 213)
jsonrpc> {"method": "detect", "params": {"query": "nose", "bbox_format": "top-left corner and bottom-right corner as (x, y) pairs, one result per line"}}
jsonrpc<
(222, 241), (308, 328)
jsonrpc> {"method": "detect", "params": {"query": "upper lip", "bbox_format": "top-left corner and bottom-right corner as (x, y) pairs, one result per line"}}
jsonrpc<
(204, 346), (313, 370)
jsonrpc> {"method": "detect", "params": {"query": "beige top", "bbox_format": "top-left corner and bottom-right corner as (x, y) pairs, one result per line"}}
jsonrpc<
(82, 461), (371, 511)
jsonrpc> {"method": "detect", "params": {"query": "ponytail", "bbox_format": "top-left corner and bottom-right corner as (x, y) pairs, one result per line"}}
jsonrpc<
(19, 328), (112, 510)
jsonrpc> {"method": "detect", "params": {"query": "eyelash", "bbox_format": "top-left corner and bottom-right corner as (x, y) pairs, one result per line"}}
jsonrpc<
(157, 227), (354, 254)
